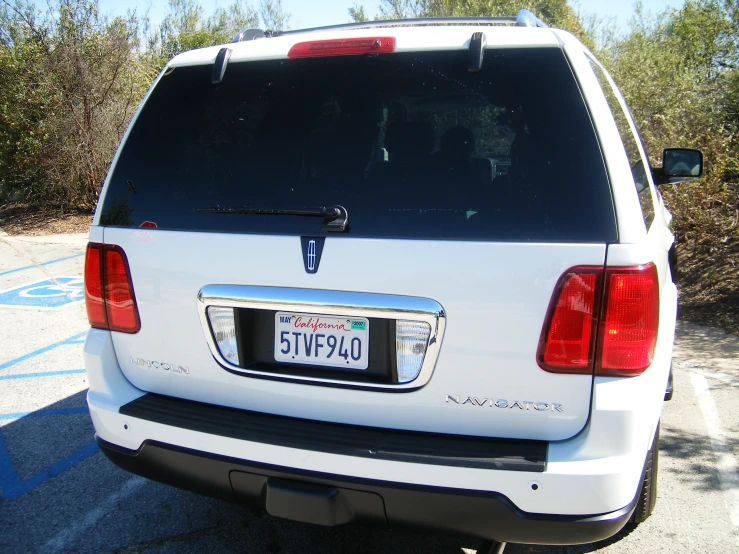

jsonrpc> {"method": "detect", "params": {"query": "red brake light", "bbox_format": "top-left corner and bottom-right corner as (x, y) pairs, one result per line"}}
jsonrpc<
(287, 37), (395, 58)
(104, 246), (140, 333)
(83, 243), (140, 334)
(84, 243), (107, 329)
(538, 268), (602, 373)
(596, 264), (659, 376)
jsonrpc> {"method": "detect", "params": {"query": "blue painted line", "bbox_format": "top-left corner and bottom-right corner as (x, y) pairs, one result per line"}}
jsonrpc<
(0, 331), (87, 371)
(0, 369), (86, 381)
(0, 252), (84, 277)
(0, 407), (88, 420)
(0, 433), (97, 500)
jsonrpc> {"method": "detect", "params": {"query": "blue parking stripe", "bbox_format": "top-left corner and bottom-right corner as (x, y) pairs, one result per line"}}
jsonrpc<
(0, 435), (98, 500)
(0, 369), (86, 381)
(0, 331), (87, 371)
(0, 407), (88, 420)
(0, 252), (84, 277)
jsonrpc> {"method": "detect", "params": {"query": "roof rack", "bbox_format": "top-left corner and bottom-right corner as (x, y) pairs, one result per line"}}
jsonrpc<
(516, 9), (548, 28)
(233, 9), (548, 42)
(233, 29), (267, 41)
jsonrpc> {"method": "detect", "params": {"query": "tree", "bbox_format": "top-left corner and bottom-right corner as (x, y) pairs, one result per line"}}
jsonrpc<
(259, 0), (290, 31)
(148, 0), (289, 68)
(601, 0), (739, 331)
(150, 0), (259, 66)
(602, 0), (737, 175)
(0, 1), (53, 201)
(0, 0), (150, 207)
(348, 3), (369, 22)
(352, 0), (593, 47)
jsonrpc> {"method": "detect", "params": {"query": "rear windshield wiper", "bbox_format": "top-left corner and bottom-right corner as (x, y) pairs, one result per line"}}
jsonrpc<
(194, 205), (348, 232)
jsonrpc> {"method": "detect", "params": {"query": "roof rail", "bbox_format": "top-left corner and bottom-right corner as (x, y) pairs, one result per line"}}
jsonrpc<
(233, 28), (270, 42)
(233, 11), (548, 41)
(275, 17), (517, 36)
(515, 9), (548, 28)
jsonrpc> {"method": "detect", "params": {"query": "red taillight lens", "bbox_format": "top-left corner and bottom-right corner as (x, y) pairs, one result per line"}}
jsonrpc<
(288, 37), (395, 58)
(83, 243), (140, 334)
(84, 243), (107, 329)
(538, 263), (659, 377)
(104, 246), (140, 333)
(597, 264), (659, 376)
(538, 268), (601, 373)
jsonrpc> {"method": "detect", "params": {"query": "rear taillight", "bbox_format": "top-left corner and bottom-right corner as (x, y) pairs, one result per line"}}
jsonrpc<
(287, 37), (395, 58)
(597, 264), (659, 376)
(84, 243), (107, 328)
(84, 243), (140, 333)
(538, 263), (659, 377)
(538, 267), (601, 373)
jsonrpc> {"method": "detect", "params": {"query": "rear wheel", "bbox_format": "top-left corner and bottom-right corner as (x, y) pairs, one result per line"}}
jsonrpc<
(632, 423), (660, 525)
(665, 363), (674, 401)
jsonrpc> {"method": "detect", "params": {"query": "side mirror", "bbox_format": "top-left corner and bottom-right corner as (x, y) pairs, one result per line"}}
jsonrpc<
(663, 148), (703, 178)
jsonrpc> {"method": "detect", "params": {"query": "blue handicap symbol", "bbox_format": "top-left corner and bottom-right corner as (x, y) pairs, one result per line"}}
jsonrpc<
(0, 276), (84, 310)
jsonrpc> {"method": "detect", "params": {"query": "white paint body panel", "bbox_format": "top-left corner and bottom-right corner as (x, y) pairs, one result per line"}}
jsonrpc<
(86, 24), (678, 518)
(104, 227), (604, 441)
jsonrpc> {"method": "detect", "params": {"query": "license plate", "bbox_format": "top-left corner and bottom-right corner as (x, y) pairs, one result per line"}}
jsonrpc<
(274, 312), (369, 370)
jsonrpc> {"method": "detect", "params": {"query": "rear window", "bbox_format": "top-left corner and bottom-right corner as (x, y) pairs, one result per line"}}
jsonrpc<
(100, 47), (617, 242)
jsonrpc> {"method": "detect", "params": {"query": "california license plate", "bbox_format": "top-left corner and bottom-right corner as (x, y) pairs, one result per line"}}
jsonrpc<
(274, 312), (369, 370)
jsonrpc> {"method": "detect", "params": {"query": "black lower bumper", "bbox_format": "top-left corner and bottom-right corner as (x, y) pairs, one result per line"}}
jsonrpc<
(96, 436), (635, 545)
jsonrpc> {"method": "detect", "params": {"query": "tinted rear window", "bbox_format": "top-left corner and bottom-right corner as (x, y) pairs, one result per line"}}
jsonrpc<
(101, 48), (616, 242)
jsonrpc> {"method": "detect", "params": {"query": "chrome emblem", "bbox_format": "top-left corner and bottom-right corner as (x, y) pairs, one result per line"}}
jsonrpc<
(300, 237), (325, 274)
(445, 395), (563, 412)
(130, 356), (189, 375)
(307, 240), (316, 271)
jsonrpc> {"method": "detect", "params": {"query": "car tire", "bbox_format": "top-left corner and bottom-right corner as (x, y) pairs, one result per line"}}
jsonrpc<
(665, 364), (674, 401)
(632, 423), (660, 525)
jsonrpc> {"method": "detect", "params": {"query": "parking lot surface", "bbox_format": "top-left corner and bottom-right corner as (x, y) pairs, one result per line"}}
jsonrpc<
(1, 232), (738, 553)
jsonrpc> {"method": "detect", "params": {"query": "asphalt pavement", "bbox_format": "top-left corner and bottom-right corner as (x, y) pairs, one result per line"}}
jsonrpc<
(1, 231), (738, 553)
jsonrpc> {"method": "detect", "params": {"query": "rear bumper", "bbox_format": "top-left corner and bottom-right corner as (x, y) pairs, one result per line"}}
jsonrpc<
(85, 330), (669, 520)
(96, 435), (636, 545)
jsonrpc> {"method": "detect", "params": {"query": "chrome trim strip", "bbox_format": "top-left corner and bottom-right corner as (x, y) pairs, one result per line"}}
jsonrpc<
(197, 285), (446, 391)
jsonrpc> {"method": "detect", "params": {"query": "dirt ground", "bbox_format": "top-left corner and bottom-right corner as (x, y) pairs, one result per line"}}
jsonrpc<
(0, 205), (92, 236)
(676, 239), (739, 336)
(0, 204), (736, 336)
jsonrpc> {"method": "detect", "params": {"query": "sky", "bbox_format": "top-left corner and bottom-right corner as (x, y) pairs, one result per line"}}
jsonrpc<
(97, 0), (684, 32)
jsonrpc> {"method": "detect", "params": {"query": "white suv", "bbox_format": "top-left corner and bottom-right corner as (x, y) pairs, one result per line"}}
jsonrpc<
(83, 10), (702, 549)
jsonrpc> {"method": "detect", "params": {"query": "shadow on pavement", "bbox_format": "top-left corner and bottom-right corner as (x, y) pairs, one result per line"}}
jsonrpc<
(660, 423), (735, 494)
